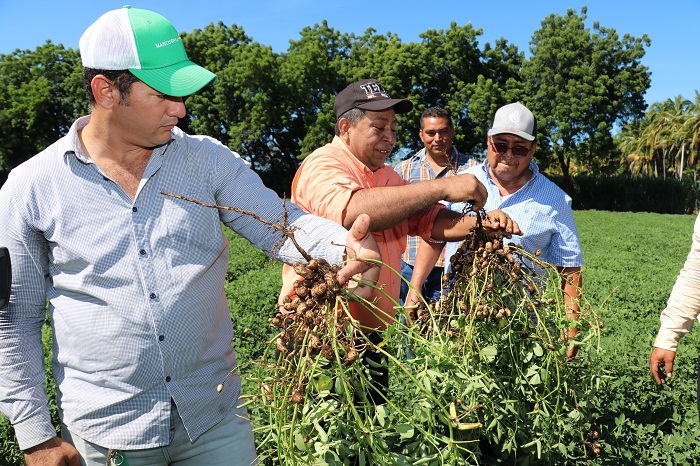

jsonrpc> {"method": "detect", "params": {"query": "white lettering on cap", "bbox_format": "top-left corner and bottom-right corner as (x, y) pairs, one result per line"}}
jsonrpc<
(155, 37), (181, 48)
(359, 82), (390, 99)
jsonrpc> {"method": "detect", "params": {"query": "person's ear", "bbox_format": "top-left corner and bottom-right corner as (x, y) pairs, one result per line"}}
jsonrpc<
(91, 75), (117, 109)
(338, 117), (351, 137)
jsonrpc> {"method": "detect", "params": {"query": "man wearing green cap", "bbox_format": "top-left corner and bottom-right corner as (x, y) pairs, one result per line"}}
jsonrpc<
(0, 7), (381, 466)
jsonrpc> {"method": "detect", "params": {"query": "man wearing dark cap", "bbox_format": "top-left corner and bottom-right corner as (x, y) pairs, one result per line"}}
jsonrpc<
(280, 78), (522, 339)
(0, 7), (382, 466)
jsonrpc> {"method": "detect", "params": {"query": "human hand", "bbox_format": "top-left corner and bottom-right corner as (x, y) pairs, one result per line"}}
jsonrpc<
(649, 347), (676, 385)
(338, 214), (381, 300)
(403, 289), (423, 322)
(565, 327), (579, 361)
(482, 210), (522, 238)
(24, 436), (80, 466)
(442, 174), (487, 211)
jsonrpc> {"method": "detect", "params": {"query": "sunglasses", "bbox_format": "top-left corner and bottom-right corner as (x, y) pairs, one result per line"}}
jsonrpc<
(489, 139), (532, 158)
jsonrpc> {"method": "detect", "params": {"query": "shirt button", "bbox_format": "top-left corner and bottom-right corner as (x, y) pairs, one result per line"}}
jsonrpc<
(139, 249), (147, 256)
(132, 206), (138, 212)
(165, 376), (171, 382)
(159, 335), (165, 341)
(149, 293), (157, 300)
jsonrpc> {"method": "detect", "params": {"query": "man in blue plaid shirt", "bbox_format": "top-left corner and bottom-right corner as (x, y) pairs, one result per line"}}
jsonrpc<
(395, 107), (477, 307)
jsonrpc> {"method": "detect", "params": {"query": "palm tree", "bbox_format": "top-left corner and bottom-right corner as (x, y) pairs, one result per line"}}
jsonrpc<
(682, 92), (700, 181)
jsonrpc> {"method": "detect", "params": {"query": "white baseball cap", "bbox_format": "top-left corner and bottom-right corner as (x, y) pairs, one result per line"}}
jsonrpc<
(79, 6), (218, 97)
(487, 102), (537, 141)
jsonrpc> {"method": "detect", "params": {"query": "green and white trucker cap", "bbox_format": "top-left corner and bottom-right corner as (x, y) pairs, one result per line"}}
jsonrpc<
(79, 5), (218, 97)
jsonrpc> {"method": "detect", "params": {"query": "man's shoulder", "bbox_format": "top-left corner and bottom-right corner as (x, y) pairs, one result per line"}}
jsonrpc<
(529, 171), (574, 206)
(12, 136), (71, 176)
(172, 128), (224, 150)
(396, 151), (422, 167)
(298, 143), (349, 172)
(461, 162), (486, 177)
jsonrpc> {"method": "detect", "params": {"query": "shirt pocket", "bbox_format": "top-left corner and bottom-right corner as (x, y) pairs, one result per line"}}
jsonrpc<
(162, 191), (224, 257)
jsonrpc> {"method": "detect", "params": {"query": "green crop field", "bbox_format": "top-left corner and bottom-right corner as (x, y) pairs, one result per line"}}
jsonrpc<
(2, 210), (700, 465)
(574, 210), (700, 465)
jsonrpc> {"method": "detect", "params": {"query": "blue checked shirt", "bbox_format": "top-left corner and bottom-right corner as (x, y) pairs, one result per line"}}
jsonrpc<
(445, 161), (583, 274)
(0, 116), (349, 450)
(395, 147), (476, 267)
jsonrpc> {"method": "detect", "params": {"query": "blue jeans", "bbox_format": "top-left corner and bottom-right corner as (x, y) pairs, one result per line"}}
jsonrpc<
(62, 401), (257, 465)
(399, 261), (444, 305)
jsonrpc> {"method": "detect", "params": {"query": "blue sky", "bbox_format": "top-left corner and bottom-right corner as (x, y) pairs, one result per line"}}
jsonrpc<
(0, 0), (697, 108)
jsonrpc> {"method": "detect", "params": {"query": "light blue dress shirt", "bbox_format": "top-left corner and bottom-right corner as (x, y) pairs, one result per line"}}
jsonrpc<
(0, 116), (348, 450)
(445, 161), (583, 274)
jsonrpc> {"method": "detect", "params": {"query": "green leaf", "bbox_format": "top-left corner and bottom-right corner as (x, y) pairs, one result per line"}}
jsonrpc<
(334, 376), (345, 397)
(294, 431), (308, 451)
(314, 421), (329, 443)
(376, 405), (388, 427)
(480, 345), (498, 362)
(533, 342), (544, 357)
(317, 374), (333, 392)
(395, 423), (415, 439)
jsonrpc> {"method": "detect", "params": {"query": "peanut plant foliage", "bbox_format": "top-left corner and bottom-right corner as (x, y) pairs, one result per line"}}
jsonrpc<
(229, 211), (700, 465)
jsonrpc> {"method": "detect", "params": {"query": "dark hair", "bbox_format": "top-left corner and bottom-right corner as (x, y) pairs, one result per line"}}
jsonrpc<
(83, 68), (140, 106)
(420, 107), (452, 129)
(334, 108), (366, 135)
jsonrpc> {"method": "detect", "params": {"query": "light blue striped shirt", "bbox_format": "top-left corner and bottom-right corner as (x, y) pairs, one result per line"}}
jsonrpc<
(445, 161), (583, 274)
(0, 116), (348, 450)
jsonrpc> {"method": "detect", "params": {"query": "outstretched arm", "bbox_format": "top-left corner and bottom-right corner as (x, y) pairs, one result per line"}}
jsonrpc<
(431, 209), (522, 242)
(405, 239), (444, 313)
(343, 174), (487, 231)
(560, 267), (582, 359)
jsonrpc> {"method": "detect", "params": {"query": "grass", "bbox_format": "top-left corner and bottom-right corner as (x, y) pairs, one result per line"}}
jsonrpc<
(575, 210), (700, 464)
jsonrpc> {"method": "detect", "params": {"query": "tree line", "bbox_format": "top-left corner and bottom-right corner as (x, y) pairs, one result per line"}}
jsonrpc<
(0, 7), (669, 195)
(618, 94), (700, 182)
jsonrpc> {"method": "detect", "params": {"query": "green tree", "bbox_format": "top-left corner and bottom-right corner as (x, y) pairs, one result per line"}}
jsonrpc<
(521, 7), (650, 187)
(181, 23), (286, 180)
(411, 24), (523, 155)
(465, 39), (525, 156)
(0, 42), (86, 172)
(682, 91), (700, 180)
(280, 21), (352, 160)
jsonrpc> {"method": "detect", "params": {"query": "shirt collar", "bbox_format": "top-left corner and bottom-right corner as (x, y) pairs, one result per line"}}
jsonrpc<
(331, 135), (377, 175)
(417, 146), (462, 164)
(65, 115), (174, 164)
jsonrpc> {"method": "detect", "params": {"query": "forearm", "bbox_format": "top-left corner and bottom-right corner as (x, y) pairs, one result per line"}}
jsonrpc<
(430, 210), (477, 241)
(654, 217), (700, 350)
(409, 239), (444, 294)
(0, 311), (56, 450)
(655, 258), (700, 350)
(560, 267), (582, 325)
(343, 180), (448, 231)
(0, 192), (57, 449)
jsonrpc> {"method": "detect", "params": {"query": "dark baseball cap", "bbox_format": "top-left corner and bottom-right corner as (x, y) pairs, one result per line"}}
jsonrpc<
(334, 78), (413, 118)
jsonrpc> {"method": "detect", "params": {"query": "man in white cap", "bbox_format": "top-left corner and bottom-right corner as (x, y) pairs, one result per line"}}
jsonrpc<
(411, 102), (583, 357)
(446, 102), (583, 353)
(0, 7), (382, 465)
